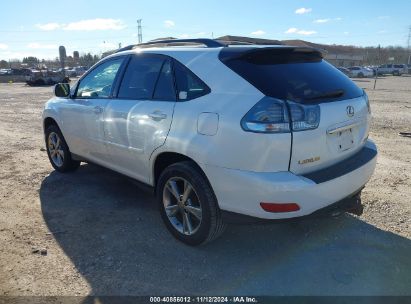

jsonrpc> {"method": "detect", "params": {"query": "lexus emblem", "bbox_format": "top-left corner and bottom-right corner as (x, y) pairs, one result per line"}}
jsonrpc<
(346, 106), (354, 117)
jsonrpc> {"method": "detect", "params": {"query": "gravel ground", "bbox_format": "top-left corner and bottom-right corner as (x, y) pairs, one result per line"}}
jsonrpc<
(0, 76), (410, 297)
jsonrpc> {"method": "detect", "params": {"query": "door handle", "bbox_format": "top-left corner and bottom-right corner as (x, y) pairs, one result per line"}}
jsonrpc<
(93, 106), (104, 114)
(148, 111), (167, 121)
(327, 120), (362, 135)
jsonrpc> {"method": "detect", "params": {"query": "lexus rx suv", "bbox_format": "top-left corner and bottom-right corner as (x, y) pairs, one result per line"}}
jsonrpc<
(43, 39), (377, 245)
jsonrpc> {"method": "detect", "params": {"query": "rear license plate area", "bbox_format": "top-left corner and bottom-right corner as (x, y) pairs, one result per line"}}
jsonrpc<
(338, 129), (354, 151)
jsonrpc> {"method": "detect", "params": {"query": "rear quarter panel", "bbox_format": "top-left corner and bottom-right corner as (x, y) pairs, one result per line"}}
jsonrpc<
(150, 50), (292, 182)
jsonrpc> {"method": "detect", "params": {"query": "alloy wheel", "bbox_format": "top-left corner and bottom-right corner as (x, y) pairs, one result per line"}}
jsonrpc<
(47, 132), (64, 167)
(163, 177), (202, 235)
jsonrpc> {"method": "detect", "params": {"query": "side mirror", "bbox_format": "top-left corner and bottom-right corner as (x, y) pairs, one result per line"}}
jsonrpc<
(54, 83), (70, 98)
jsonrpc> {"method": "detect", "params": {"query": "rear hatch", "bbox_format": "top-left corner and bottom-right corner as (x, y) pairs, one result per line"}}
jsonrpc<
(220, 46), (370, 175)
(290, 95), (370, 174)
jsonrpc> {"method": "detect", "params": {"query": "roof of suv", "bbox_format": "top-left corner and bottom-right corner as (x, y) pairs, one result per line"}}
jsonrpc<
(115, 38), (281, 52)
(114, 38), (325, 56)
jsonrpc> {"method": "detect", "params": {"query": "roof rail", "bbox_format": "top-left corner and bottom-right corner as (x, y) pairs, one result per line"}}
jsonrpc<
(115, 39), (225, 53)
(216, 40), (254, 45)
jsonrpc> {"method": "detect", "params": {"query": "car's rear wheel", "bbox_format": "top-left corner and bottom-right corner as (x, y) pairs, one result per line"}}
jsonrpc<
(358, 72), (364, 78)
(156, 161), (225, 246)
(45, 124), (80, 172)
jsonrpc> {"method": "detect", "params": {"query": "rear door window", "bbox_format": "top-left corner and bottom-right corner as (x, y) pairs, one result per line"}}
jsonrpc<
(173, 61), (210, 100)
(220, 48), (364, 103)
(153, 59), (176, 101)
(118, 55), (164, 100)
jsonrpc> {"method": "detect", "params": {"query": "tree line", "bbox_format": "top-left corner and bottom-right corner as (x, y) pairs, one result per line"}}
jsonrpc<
(1, 45), (410, 70)
(0, 53), (102, 69)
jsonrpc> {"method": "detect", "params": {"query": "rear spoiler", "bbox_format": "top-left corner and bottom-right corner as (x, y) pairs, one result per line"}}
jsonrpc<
(219, 46), (327, 63)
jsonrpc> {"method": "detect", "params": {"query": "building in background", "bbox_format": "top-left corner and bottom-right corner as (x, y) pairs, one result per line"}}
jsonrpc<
(282, 40), (364, 67)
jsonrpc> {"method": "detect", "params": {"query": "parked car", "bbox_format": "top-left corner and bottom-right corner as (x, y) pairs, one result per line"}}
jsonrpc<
(347, 66), (374, 78)
(337, 67), (352, 77)
(0, 68), (12, 75)
(43, 39), (377, 245)
(11, 68), (31, 76)
(368, 66), (379, 76)
(63, 66), (88, 77)
(64, 68), (77, 77)
(73, 66), (88, 76)
(26, 70), (68, 86)
(377, 64), (407, 76)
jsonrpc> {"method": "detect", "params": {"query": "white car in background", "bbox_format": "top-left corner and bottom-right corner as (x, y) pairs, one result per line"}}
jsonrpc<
(348, 66), (374, 78)
(42, 39), (377, 245)
(0, 68), (12, 75)
(377, 64), (407, 76)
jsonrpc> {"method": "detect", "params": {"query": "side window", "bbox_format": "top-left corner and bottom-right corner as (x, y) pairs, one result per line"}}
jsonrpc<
(173, 60), (210, 101)
(76, 58), (124, 98)
(118, 55), (164, 100)
(153, 60), (176, 100)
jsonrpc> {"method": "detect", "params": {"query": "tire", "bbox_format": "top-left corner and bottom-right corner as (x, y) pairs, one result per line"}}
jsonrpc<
(45, 124), (80, 172)
(156, 161), (226, 246)
(358, 72), (364, 78)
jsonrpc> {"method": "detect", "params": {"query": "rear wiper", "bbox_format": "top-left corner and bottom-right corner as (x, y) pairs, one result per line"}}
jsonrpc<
(305, 89), (345, 101)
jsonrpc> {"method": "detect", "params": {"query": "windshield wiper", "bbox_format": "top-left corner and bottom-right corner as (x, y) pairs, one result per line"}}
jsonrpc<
(305, 89), (345, 101)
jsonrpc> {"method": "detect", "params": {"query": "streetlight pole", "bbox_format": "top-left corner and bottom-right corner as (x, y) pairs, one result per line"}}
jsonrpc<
(373, 44), (381, 90)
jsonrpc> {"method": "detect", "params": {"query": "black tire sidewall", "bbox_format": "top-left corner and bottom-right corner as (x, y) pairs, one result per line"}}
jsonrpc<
(156, 162), (215, 246)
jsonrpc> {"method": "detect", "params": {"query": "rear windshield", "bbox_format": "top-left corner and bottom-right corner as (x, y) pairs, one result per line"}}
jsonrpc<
(220, 48), (364, 103)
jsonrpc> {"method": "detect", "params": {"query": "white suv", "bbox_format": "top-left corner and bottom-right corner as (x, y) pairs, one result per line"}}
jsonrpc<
(43, 39), (377, 245)
(377, 64), (407, 76)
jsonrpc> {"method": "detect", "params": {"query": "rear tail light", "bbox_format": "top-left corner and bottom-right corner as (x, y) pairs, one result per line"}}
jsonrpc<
(260, 202), (300, 213)
(240, 97), (290, 133)
(241, 97), (320, 133)
(288, 102), (320, 131)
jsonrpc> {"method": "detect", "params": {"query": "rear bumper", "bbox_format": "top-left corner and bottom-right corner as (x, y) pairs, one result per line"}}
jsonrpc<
(203, 140), (377, 220)
(222, 188), (364, 224)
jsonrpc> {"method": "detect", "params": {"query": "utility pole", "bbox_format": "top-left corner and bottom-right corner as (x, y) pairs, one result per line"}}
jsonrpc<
(407, 26), (411, 65)
(374, 44), (381, 90)
(137, 19), (143, 44)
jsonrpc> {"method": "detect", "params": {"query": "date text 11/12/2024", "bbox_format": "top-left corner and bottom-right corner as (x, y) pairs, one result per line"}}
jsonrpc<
(149, 296), (258, 303)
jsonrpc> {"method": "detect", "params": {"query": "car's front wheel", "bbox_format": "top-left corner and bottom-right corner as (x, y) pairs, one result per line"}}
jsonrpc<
(45, 124), (80, 172)
(156, 161), (226, 246)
